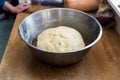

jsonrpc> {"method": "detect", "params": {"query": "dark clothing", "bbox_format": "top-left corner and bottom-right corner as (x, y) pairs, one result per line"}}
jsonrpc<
(0, 0), (5, 19)
(0, 0), (17, 19)
(0, 0), (5, 8)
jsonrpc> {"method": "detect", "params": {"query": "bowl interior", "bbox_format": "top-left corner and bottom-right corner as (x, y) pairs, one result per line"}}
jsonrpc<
(19, 8), (102, 52)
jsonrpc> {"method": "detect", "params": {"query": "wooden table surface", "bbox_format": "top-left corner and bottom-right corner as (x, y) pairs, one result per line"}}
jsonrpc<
(0, 5), (120, 80)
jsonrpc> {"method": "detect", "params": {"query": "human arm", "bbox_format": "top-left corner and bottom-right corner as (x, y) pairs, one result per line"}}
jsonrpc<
(2, 1), (30, 13)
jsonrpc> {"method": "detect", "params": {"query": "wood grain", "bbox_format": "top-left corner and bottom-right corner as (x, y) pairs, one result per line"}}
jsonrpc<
(25, 4), (59, 13)
(0, 5), (120, 80)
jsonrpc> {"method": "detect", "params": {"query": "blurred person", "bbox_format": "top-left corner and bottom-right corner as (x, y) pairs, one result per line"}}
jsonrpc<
(0, 0), (30, 13)
(0, 0), (30, 19)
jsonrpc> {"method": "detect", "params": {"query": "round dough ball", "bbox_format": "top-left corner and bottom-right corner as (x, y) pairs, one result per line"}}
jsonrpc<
(37, 26), (85, 52)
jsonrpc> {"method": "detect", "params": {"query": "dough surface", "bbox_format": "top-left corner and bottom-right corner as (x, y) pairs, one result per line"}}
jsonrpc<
(37, 26), (85, 52)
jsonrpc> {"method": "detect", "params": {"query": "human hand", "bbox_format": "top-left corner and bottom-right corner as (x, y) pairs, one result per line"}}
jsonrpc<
(13, 3), (30, 13)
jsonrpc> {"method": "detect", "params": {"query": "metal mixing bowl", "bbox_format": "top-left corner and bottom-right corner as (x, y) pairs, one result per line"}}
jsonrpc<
(18, 8), (102, 66)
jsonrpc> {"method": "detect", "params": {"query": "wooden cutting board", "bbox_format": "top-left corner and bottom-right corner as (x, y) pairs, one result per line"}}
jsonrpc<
(0, 5), (120, 80)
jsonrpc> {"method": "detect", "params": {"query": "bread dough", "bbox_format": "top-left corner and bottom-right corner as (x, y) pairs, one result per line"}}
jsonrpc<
(37, 26), (85, 52)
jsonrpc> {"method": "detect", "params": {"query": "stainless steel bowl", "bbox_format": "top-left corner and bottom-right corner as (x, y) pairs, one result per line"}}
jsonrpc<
(18, 8), (102, 66)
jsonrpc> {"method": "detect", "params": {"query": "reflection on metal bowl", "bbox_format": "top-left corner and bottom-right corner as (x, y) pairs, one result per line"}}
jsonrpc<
(18, 8), (102, 66)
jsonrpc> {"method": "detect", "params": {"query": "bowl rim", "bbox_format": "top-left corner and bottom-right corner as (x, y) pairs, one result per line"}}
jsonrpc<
(18, 8), (102, 54)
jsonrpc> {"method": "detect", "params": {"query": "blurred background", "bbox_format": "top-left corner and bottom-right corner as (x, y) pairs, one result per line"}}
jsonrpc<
(0, 0), (19, 62)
